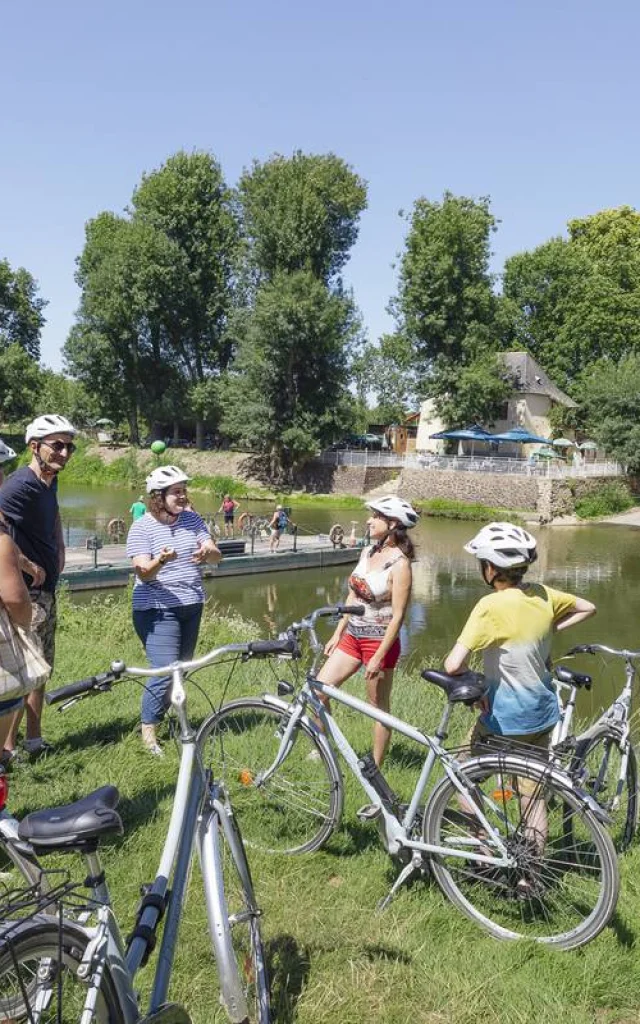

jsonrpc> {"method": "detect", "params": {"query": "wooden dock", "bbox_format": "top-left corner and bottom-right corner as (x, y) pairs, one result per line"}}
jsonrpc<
(61, 535), (361, 592)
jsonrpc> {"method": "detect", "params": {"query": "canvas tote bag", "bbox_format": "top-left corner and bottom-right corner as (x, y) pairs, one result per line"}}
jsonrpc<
(0, 603), (51, 701)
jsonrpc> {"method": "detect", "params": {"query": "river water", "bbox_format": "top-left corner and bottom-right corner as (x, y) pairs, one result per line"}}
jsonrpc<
(59, 483), (639, 714)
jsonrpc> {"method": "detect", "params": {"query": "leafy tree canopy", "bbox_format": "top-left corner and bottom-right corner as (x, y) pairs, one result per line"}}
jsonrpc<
(220, 271), (361, 478)
(239, 151), (367, 285)
(0, 258), (47, 359)
(0, 343), (43, 421)
(578, 355), (640, 472)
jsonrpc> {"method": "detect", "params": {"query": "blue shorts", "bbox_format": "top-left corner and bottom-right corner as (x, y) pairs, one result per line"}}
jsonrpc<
(0, 696), (23, 716)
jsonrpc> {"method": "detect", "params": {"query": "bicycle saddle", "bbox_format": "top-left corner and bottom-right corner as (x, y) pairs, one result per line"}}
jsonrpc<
(421, 669), (488, 706)
(555, 666), (592, 689)
(18, 785), (122, 850)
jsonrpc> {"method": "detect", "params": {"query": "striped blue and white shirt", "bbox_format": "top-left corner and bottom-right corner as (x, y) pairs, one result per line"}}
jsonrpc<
(126, 511), (210, 610)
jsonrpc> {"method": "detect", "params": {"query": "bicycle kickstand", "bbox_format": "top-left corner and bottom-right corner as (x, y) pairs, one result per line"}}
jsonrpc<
(377, 852), (427, 912)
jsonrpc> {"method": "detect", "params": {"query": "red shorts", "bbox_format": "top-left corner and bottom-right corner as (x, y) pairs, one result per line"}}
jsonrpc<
(337, 632), (401, 670)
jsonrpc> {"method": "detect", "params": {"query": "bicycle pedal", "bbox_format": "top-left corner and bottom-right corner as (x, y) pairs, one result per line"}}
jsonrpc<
(356, 803), (382, 821)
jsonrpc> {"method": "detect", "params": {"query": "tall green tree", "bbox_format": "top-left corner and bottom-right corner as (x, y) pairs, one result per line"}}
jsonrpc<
(221, 271), (361, 479)
(578, 354), (640, 472)
(503, 207), (640, 392)
(132, 151), (240, 446)
(390, 192), (504, 424)
(238, 151), (367, 285)
(0, 258), (47, 359)
(65, 213), (186, 442)
(0, 343), (43, 421)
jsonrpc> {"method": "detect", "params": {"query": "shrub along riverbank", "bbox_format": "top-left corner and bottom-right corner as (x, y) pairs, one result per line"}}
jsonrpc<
(4, 590), (640, 1023)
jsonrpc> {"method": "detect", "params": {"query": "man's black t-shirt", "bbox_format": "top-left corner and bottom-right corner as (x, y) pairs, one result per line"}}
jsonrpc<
(0, 467), (60, 592)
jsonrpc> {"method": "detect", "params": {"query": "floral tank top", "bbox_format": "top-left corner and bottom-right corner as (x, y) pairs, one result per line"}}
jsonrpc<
(346, 546), (405, 639)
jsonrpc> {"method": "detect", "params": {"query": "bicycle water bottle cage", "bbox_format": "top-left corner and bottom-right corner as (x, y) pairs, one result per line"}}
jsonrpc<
(421, 670), (487, 706)
(555, 666), (592, 689)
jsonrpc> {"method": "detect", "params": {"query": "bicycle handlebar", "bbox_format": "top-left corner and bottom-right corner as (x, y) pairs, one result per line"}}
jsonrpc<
(566, 643), (640, 659)
(46, 668), (125, 706)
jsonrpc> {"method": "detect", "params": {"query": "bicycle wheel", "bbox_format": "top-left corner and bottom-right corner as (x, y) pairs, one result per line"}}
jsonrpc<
(0, 919), (124, 1022)
(424, 754), (619, 950)
(197, 699), (343, 854)
(572, 733), (639, 852)
(200, 798), (270, 1024)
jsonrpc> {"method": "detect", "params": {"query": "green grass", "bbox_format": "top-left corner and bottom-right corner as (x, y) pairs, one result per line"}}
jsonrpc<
(574, 482), (635, 520)
(416, 497), (526, 523)
(5, 591), (640, 1023)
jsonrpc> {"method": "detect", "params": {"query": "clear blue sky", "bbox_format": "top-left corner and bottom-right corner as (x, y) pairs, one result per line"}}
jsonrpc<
(2, 0), (638, 369)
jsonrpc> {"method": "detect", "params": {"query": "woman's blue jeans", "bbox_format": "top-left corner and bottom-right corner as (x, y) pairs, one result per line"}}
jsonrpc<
(133, 603), (203, 725)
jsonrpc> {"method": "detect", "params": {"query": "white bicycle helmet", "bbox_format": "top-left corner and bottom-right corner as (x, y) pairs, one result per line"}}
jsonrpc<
(464, 522), (538, 568)
(25, 414), (77, 443)
(366, 496), (419, 529)
(0, 439), (17, 464)
(146, 465), (190, 493)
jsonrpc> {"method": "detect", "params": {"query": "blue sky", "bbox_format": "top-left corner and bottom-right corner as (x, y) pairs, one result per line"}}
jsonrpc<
(2, 0), (639, 369)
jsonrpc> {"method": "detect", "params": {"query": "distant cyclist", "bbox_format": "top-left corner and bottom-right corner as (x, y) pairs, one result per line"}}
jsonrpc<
(268, 504), (290, 553)
(218, 494), (240, 538)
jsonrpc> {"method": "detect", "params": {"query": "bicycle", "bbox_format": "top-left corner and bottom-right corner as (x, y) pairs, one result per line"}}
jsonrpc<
(198, 606), (619, 950)
(0, 633), (296, 1023)
(551, 643), (640, 852)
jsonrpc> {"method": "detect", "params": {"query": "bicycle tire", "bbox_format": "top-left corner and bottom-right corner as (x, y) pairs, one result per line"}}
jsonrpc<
(424, 754), (619, 950)
(197, 699), (343, 855)
(201, 798), (271, 1024)
(571, 732), (639, 852)
(0, 918), (124, 1022)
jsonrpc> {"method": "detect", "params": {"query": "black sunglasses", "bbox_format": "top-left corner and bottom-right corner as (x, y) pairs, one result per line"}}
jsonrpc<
(42, 440), (76, 455)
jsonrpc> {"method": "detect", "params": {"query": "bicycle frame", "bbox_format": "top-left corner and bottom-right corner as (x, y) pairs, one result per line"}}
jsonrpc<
(256, 676), (519, 868)
(48, 648), (259, 1023)
(552, 645), (638, 812)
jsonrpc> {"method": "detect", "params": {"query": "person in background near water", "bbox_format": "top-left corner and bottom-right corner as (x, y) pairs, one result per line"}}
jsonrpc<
(129, 495), (146, 521)
(444, 522), (596, 853)
(218, 494), (240, 538)
(317, 496), (418, 773)
(0, 416), (76, 761)
(126, 465), (221, 756)
(268, 504), (289, 553)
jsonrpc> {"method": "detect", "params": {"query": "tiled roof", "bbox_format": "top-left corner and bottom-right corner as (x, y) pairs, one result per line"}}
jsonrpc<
(502, 352), (577, 408)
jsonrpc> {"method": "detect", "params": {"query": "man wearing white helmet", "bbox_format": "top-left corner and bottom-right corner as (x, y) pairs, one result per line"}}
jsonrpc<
(316, 495), (418, 773)
(0, 415), (77, 759)
(445, 521), (596, 756)
(126, 465), (221, 755)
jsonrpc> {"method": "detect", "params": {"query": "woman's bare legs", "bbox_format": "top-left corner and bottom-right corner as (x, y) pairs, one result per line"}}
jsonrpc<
(366, 668), (394, 766)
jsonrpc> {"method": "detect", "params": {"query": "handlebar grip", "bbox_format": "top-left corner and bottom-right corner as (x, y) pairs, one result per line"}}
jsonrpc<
(46, 672), (114, 705)
(247, 639), (296, 656)
(336, 605), (365, 616)
(565, 645), (594, 656)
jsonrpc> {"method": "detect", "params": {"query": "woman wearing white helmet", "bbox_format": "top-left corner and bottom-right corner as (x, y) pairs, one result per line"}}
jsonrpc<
(126, 465), (221, 755)
(445, 521), (596, 763)
(317, 495), (418, 771)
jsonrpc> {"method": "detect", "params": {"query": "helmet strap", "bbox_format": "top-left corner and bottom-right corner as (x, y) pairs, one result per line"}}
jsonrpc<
(32, 443), (59, 480)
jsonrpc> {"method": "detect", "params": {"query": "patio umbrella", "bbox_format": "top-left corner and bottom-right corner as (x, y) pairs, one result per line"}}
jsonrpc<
(578, 440), (598, 451)
(488, 426), (550, 445)
(429, 424), (493, 456)
(94, 418), (114, 426)
(533, 446), (558, 459)
(552, 437), (575, 448)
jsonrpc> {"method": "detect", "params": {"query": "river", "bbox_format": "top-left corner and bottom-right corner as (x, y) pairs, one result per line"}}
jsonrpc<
(59, 483), (640, 714)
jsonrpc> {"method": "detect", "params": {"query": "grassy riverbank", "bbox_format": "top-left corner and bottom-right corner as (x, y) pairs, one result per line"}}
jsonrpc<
(5, 590), (640, 1023)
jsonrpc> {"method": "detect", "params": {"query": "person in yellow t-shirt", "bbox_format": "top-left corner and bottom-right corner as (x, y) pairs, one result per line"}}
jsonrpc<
(445, 522), (596, 749)
(445, 522), (596, 856)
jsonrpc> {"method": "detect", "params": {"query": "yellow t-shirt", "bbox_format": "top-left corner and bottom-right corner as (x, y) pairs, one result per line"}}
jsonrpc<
(458, 583), (577, 735)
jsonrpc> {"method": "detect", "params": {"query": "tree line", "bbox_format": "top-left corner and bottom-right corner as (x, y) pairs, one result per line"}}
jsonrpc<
(3, 151), (640, 473)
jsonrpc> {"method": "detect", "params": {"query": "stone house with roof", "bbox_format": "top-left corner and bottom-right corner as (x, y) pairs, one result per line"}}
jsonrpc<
(415, 351), (578, 454)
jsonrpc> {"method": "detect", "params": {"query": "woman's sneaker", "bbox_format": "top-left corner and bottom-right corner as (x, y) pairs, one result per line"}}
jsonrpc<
(24, 738), (54, 759)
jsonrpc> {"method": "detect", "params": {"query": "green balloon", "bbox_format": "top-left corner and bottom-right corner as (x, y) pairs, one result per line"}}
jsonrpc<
(150, 440), (166, 455)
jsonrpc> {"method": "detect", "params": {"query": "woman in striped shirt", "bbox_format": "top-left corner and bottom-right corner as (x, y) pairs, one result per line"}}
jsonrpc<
(126, 466), (221, 755)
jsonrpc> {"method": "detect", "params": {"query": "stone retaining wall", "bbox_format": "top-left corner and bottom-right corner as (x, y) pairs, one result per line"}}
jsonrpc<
(292, 464), (398, 495)
(398, 469), (540, 512)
